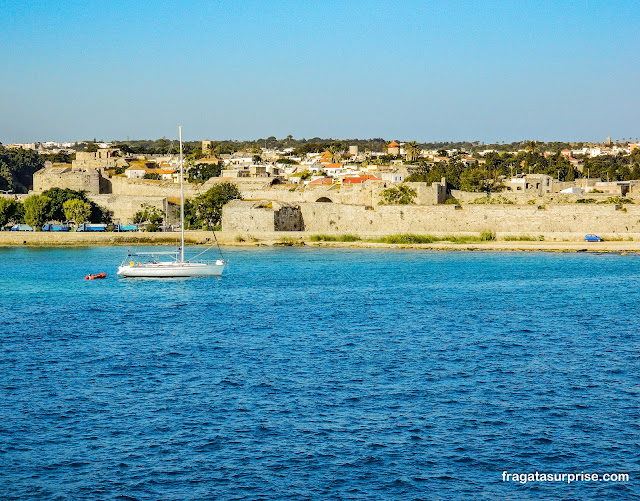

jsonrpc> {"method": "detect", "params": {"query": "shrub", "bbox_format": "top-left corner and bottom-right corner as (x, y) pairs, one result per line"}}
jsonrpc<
(277, 237), (304, 246)
(374, 234), (436, 244)
(378, 185), (417, 205)
(480, 230), (496, 241)
(601, 196), (633, 205)
(471, 195), (514, 205)
(504, 235), (536, 241)
(310, 234), (361, 242)
(277, 158), (299, 165)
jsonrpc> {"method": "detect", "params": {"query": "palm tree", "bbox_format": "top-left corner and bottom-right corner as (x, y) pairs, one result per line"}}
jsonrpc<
(327, 144), (340, 164)
(525, 140), (539, 154)
(404, 141), (420, 162)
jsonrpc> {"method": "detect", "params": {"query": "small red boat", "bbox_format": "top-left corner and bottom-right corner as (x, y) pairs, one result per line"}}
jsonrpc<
(85, 272), (107, 280)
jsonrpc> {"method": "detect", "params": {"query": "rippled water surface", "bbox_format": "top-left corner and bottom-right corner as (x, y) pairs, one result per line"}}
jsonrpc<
(0, 246), (638, 500)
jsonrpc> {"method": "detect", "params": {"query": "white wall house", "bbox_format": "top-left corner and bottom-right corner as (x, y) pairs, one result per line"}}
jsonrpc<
(381, 171), (405, 183)
(125, 166), (147, 179)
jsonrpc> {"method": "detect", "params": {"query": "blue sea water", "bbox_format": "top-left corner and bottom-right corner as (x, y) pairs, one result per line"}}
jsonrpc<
(0, 246), (638, 500)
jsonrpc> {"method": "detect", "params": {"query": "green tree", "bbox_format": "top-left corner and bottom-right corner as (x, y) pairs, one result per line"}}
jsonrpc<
(404, 141), (420, 162)
(41, 187), (111, 223)
(0, 160), (12, 191)
(0, 146), (45, 193)
(378, 185), (417, 205)
(619, 165), (632, 181)
(185, 182), (242, 228)
(327, 144), (340, 164)
(42, 188), (88, 221)
(133, 204), (164, 225)
(40, 151), (73, 163)
(276, 158), (299, 165)
(0, 198), (23, 228)
(85, 142), (99, 152)
(156, 138), (170, 153)
(525, 140), (539, 154)
(23, 195), (51, 229)
(460, 167), (490, 192)
(188, 162), (222, 183)
(63, 198), (92, 226)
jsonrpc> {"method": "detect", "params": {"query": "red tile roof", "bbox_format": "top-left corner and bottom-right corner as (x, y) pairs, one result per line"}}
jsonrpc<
(343, 175), (382, 184)
(308, 177), (334, 185)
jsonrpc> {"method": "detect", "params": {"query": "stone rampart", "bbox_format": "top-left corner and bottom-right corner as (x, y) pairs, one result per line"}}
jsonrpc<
(450, 190), (640, 205)
(223, 201), (640, 236)
(30, 169), (447, 207)
(33, 167), (102, 194)
(238, 181), (444, 205)
(0, 194), (28, 202)
(87, 195), (168, 224)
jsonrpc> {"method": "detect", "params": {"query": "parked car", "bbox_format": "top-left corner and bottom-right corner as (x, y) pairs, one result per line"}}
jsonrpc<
(11, 224), (34, 231)
(585, 234), (603, 242)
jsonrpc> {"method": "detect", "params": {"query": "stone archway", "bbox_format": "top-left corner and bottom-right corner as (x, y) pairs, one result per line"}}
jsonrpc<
(316, 197), (333, 203)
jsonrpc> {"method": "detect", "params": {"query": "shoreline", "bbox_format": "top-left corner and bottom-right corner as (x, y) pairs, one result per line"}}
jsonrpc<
(1, 230), (639, 253)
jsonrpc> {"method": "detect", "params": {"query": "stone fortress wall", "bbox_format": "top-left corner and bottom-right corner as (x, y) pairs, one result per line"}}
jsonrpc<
(450, 189), (640, 205)
(33, 166), (103, 194)
(223, 201), (640, 238)
(28, 166), (640, 236)
(86, 195), (172, 224)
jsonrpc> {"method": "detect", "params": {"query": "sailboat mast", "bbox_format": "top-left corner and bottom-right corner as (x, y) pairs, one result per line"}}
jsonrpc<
(179, 125), (185, 263)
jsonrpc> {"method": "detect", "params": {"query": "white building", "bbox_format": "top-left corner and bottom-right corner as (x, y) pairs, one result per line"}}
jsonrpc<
(381, 171), (405, 183)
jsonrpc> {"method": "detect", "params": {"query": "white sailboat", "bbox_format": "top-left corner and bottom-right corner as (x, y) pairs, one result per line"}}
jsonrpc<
(117, 126), (227, 278)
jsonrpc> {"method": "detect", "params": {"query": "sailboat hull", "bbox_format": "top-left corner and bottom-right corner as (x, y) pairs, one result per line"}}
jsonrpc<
(117, 261), (225, 278)
(117, 127), (226, 280)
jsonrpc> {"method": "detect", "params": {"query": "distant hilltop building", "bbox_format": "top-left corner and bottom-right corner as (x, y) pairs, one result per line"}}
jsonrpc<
(73, 148), (126, 169)
(387, 141), (400, 155)
(349, 145), (359, 156)
(7, 143), (37, 150)
(605, 136), (612, 145)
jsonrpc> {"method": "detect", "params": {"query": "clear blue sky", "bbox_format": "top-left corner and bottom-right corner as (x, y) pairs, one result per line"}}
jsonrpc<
(1, 0), (638, 143)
